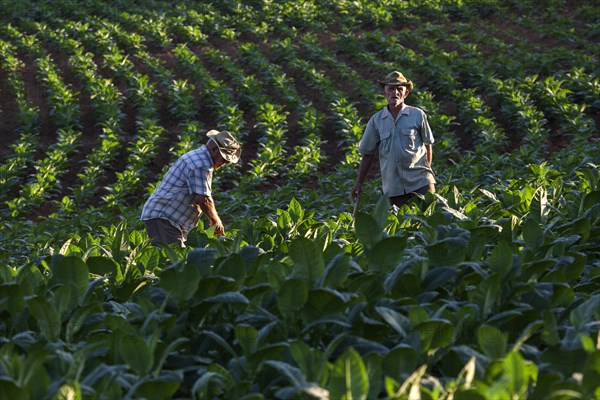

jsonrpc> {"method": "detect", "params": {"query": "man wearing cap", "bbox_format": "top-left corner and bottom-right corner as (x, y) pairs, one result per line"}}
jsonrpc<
(141, 129), (241, 247)
(352, 71), (435, 208)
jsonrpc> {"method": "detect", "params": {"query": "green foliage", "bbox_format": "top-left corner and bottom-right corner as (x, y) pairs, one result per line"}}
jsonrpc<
(1, 0), (599, 398)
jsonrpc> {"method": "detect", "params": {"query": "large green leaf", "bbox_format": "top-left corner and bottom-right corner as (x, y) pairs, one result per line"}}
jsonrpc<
(427, 229), (470, 266)
(109, 221), (130, 264)
(364, 352), (383, 400)
(422, 267), (457, 291)
(193, 276), (238, 302)
(438, 345), (488, 379)
(235, 324), (258, 356)
(277, 209), (293, 231)
(408, 306), (429, 326)
(467, 225), (501, 261)
(528, 187), (548, 224)
(0, 283), (25, 315)
(468, 273), (501, 318)
(159, 262), (200, 304)
(355, 212), (384, 250)
(570, 296), (600, 331)
(367, 237), (407, 272)
(113, 276), (153, 303)
(328, 348), (369, 400)
(262, 360), (309, 393)
(153, 337), (189, 376)
(52, 284), (79, 319)
(415, 320), (457, 351)
(289, 237), (325, 283)
(381, 344), (418, 379)
(581, 351), (600, 397)
(288, 197), (305, 223)
(290, 341), (328, 384)
(65, 303), (103, 343)
(540, 310), (560, 346)
(581, 191), (600, 217)
(246, 343), (289, 373)
(86, 256), (120, 279)
(376, 306), (409, 337)
(522, 219), (545, 249)
(130, 371), (183, 400)
(202, 292), (249, 306)
(301, 315), (352, 335)
(483, 351), (537, 398)
(384, 267), (422, 298)
(318, 253), (351, 289)
(191, 371), (227, 399)
(347, 273), (385, 303)
(477, 325), (507, 359)
(27, 296), (61, 340)
(0, 379), (29, 400)
(50, 255), (89, 300)
(15, 264), (44, 295)
(136, 246), (161, 273)
(300, 288), (356, 322)
(277, 278), (308, 319)
(215, 253), (246, 286)
(186, 248), (218, 275)
(239, 246), (264, 270)
(189, 299), (241, 324)
(120, 334), (153, 376)
(488, 240), (514, 279)
(372, 195), (390, 230)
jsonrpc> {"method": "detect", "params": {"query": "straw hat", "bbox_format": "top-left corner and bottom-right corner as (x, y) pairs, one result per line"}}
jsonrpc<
(377, 71), (414, 91)
(206, 130), (241, 163)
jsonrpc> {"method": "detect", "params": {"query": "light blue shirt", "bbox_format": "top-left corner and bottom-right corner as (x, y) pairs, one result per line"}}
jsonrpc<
(359, 104), (435, 196)
(141, 146), (213, 233)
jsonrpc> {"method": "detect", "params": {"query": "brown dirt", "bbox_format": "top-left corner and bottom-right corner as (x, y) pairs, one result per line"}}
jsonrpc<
(0, 67), (19, 161)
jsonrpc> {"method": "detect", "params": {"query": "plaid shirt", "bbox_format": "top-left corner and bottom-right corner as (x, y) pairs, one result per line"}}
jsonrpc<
(359, 104), (435, 196)
(141, 146), (213, 234)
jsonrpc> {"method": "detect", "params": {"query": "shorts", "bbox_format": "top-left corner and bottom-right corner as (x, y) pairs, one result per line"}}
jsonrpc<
(389, 183), (435, 207)
(144, 218), (186, 247)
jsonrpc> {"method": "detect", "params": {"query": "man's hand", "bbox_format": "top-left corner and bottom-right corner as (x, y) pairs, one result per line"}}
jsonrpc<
(351, 182), (363, 202)
(211, 219), (225, 236)
(352, 154), (374, 201)
(195, 194), (225, 235)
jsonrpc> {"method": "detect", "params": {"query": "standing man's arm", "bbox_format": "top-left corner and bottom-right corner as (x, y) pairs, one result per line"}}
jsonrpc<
(352, 153), (375, 201)
(425, 144), (433, 166)
(195, 194), (225, 235)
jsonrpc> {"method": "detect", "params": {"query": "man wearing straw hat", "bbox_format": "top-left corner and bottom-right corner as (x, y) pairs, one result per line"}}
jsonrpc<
(141, 129), (241, 247)
(352, 71), (435, 209)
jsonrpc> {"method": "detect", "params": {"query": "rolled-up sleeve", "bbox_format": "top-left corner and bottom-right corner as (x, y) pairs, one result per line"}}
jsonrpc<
(187, 167), (212, 197)
(421, 112), (435, 145)
(358, 116), (380, 155)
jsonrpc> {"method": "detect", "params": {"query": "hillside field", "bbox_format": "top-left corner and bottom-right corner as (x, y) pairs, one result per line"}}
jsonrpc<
(1, 0), (599, 399)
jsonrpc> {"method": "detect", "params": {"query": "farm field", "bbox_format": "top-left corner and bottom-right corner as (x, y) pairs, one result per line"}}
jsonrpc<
(0, 0), (599, 398)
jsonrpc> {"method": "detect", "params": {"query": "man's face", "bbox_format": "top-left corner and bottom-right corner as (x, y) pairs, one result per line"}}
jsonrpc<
(384, 84), (408, 107)
(208, 141), (229, 169)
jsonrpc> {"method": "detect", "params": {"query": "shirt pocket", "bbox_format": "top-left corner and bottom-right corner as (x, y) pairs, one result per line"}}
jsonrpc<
(378, 130), (393, 154)
(401, 128), (417, 150)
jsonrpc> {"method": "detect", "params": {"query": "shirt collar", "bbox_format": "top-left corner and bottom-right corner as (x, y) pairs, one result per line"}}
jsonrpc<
(383, 103), (410, 119)
(200, 145), (215, 168)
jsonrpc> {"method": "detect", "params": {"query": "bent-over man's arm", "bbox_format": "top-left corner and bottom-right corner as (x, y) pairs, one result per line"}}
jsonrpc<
(195, 194), (225, 235)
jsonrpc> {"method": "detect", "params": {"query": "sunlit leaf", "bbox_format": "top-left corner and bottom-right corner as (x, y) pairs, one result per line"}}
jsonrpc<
(328, 348), (369, 400)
